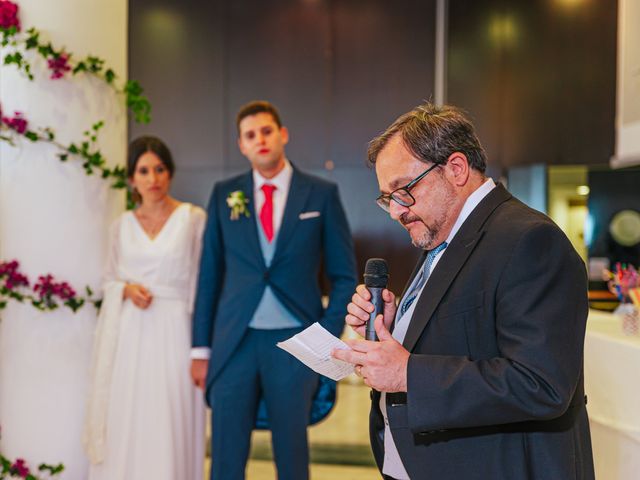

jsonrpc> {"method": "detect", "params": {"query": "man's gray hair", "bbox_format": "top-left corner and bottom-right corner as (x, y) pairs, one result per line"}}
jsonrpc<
(367, 102), (487, 173)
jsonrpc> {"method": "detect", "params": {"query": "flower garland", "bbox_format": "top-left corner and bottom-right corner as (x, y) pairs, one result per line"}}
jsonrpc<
(0, 453), (63, 479)
(0, 109), (127, 191)
(0, 1), (150, 123)
(0, 260), (100, 313)
(0, 0), (150, 199)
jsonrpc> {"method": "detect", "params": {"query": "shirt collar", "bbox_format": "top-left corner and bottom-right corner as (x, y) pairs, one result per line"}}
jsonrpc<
(445, 177), (496, 245)
(253, 158), (293, 192)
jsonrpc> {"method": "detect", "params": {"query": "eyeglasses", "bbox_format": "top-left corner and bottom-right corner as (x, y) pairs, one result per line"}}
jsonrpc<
(376, 163), (440, 212)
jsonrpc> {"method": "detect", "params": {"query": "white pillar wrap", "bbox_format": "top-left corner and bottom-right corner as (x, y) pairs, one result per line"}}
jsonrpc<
(0, 1), (127, 478)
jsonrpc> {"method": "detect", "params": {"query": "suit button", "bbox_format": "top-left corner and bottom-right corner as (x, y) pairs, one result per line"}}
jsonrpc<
(263, 271), (269, 281)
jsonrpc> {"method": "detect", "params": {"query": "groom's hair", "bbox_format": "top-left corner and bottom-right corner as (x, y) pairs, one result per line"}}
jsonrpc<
(236, 100), (283, 134)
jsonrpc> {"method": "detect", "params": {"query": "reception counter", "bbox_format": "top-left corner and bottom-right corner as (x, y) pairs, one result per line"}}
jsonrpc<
(585, 309), (640, 479)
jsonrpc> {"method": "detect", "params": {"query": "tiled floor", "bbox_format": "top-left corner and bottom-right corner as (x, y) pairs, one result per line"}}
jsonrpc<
(205, 378), (380, 479)
(246, 459), (378, 479)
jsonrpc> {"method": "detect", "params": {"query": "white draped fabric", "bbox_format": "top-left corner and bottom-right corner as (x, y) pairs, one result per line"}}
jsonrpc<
(0, 1), (126, 477)
(87, 204), (206, 480)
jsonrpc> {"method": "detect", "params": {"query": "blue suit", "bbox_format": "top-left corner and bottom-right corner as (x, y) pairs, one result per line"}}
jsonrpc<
(193, 166), (356, 479)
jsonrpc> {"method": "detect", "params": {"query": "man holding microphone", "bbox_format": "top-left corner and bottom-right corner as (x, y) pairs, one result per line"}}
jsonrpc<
(333, 102), (594, 480)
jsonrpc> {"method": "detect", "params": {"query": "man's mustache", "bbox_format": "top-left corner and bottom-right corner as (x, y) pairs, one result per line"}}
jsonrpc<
(400, 213), (422, 226)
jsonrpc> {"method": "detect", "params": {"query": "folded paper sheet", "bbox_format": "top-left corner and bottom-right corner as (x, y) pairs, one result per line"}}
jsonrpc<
(277, 323), (355, 381)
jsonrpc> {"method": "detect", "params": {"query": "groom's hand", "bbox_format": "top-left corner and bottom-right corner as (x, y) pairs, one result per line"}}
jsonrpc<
(191, 359), (208, 391)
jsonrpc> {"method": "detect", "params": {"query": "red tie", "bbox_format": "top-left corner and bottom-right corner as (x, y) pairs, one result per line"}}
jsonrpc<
(260, 184), (277, 243)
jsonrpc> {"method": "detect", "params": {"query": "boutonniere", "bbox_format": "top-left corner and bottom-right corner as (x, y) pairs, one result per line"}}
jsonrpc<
(226, 190), (250, 220)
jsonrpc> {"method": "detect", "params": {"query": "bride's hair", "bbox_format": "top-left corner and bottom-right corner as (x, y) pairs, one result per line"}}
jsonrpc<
(127, 135), (175, 179)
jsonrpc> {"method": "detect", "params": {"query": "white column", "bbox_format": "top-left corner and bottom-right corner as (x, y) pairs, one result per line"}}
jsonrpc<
(434, 0), (448, 107)
(0, 1), (127, 478)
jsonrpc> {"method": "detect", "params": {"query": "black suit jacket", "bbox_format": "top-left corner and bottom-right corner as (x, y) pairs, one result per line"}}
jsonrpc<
(371, 184), (594, 480)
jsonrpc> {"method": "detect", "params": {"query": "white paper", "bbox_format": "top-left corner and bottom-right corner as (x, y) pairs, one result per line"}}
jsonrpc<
(277, 323), (355, 381)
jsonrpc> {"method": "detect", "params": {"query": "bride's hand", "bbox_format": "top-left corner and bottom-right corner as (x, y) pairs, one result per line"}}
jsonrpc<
(124, 283), (153, 309)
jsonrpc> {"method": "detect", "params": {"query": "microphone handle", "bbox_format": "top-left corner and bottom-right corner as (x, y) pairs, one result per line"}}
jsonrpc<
(366, 287), (384, 341)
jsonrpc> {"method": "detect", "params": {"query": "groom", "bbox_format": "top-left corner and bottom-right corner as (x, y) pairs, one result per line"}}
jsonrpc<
(191, 100), (357, 479)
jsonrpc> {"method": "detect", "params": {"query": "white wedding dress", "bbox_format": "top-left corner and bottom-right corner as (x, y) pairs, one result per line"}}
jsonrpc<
(85, 203), (206, 480)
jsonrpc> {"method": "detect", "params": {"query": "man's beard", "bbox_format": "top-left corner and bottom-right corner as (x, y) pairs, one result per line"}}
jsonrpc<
(400, 181), (455, 250)
(400, 214), (445, 250)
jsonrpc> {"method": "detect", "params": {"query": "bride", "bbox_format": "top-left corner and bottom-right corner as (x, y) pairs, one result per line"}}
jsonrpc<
(84, 136), (206, 479)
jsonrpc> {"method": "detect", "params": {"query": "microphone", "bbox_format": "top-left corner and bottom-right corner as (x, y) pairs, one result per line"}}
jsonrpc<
(363, 258), (389, 341)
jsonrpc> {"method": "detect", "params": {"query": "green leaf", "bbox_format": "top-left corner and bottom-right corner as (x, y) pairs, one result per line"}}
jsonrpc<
(124, 80), (143, 96)
(90, 152), (104, 166)
(37, 42), (54, 57)
(25, 131), (39, 142)
(104, 69), (116, 83)
(65, 298), (84, 313)
(111, 180), (127, 190)
(58, 153), (68, 162)
(38, 462), (65, 475)
(72, 61), (87, 74)
(126, 191), (136, 210)
(25, 31), (40, 50)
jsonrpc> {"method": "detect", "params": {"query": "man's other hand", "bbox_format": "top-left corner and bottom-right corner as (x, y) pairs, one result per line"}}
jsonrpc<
(333, 315), (409, 392)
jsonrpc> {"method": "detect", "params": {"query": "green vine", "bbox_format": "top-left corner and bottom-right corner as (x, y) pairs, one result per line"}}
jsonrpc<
(0, 260), (102, 314)
(2, 26), (151, 123)
(1, 4), (145, 208)
(0, 117), (127, 192)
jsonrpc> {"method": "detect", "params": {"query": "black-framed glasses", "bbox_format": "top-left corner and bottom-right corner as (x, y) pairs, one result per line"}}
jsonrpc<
(376, 163), (440, 212)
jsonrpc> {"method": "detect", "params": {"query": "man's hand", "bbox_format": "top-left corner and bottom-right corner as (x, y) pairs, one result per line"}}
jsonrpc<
(333, 315), (409, 392)
(190, 359), (208, 391)
(123, 283), (153, 309)
(345, 284), (397, 337)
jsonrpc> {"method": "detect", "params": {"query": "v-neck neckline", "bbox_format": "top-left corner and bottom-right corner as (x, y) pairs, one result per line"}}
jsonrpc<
(131, 203), (188, 242)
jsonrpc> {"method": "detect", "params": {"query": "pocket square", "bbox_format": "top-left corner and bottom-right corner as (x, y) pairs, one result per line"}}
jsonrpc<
(299, 211), (321, 220)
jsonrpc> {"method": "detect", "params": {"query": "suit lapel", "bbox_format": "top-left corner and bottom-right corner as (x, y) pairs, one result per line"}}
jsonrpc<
(402, 184), (512, 352)
(235, 171), (266, 268)
(272, 168), (311, 262)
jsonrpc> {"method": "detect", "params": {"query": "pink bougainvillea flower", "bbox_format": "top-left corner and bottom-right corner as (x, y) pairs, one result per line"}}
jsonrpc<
(0, 0), (20, 31)
(34, 274), (77, 302)
(0, 259), (19, 275)
(10, 458), (30, 477)
(1, 111), (28, 134)
(48, 53), (71, 80)
(0, 260), (30, 290)
(5, 271), (29, 290)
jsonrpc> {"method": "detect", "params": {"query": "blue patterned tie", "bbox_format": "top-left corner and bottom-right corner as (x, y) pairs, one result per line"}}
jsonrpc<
(399, 242), (448, 316)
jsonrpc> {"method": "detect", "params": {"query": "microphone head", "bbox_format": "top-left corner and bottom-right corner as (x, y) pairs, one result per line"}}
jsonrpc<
(364, 258), (389, 288)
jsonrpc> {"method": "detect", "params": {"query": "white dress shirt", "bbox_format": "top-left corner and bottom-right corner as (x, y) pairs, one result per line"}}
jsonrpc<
(252, 158), (293, 237)
(381, 178), (496, 479)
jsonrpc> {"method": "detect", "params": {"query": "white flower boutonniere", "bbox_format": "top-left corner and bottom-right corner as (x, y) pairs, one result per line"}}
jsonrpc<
(226, 190), (250, 220)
